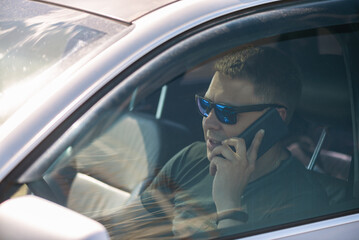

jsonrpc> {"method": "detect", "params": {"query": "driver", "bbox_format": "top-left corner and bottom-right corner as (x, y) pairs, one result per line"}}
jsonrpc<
(100, 46), (328, 239)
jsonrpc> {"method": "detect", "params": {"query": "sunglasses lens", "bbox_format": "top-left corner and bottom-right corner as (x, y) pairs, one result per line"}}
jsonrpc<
(197, 97), (210, 117)
(196, 96), (237, 124)
(215, 105), (236, 124)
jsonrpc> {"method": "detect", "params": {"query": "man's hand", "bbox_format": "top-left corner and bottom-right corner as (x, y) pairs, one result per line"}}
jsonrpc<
(209, 129), (265, 213)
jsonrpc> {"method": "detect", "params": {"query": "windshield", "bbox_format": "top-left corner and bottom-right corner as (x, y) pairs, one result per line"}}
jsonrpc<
(0, 0), (130, 126)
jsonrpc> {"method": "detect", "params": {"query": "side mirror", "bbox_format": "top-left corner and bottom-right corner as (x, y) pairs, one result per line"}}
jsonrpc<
(0, 195), (109, 240)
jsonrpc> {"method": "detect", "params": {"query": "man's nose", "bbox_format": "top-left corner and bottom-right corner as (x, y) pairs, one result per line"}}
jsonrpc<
(203, 109), (221, 129)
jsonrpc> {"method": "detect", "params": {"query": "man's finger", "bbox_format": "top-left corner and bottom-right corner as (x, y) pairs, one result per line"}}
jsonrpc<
(210, 146), (225, 158)
(209, 159), (217, 176)
(210, 145), (234, 161)
(247, 129), (265, 164)
(222, 137), (246, 156)
(209, 156), (227, 176)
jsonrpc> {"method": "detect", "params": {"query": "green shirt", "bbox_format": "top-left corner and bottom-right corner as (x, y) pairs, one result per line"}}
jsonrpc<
(141, 141), (328, 236)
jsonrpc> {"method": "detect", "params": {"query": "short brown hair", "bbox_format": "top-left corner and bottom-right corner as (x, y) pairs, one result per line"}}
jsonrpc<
(214, 47), (302, 121)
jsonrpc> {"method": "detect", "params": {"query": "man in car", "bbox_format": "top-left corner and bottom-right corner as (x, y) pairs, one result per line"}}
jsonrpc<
(100, 46), (328, 238)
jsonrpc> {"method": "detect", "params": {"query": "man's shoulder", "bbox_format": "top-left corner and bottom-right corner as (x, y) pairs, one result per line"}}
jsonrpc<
(281, 156), (328, 202)
(252, 156), (326, 195)
(185, 141), (207, 156)
(170, 141), (207, 170)
(184, 141), (206, 151)
(279, 156), (323, 187)
(250, 156), (328, 219)
(174, 141), (206, 162)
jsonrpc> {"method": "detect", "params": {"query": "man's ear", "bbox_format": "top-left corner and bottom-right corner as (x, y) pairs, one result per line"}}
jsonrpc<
(276, 108), (287, 122)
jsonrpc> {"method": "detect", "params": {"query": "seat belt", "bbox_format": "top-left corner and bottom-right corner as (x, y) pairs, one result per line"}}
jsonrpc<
(307, 128), (327, 170)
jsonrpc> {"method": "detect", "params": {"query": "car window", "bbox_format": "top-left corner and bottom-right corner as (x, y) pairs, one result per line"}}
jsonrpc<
(0, 0), (130, 126)
(13, 22), (357, 239)
(3, 0), (358, 236)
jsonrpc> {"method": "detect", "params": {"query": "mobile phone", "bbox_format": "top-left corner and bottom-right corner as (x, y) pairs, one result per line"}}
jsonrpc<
(238, 108), (288, 158)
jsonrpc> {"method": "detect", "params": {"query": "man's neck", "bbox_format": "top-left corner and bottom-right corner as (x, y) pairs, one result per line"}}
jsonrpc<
(249, 144), (290, 182)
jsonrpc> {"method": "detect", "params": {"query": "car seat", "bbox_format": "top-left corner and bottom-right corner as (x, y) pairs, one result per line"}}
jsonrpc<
(32, 111), (192, 218)
(287, 53), (353, 205)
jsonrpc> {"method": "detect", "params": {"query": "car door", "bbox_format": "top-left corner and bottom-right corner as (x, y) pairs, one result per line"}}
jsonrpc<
(1, 0), (358, 239)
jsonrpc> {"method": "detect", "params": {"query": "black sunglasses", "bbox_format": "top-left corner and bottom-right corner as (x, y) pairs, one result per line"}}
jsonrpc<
(195, 95), (287, 125)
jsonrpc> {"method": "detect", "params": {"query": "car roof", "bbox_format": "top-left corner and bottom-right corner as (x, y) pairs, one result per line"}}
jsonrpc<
(34, 0), (179, 23)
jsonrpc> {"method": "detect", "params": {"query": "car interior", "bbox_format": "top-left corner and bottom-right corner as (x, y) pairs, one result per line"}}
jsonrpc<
(22, 25), (357, 235)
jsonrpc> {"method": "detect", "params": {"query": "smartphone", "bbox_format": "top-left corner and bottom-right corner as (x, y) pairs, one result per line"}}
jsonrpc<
(238, 108), (288, 158)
